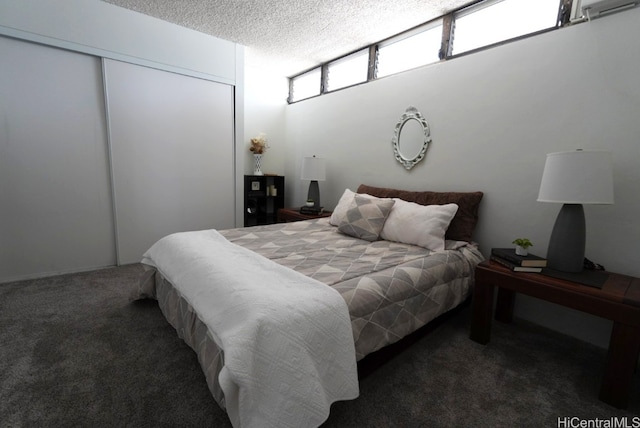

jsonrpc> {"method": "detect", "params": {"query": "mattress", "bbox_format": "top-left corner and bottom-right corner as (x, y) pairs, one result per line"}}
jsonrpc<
(134, 218), (484, 426)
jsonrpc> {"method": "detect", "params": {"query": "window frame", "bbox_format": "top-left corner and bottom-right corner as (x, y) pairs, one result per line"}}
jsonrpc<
(449, 0), (563, 57)
(375, 18), (445, 79)
(288, 66), (322, 103)
(325, 48), (370, 93)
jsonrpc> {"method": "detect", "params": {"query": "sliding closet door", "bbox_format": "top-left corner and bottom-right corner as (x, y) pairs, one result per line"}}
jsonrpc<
(104, 59), (235, 264)
(0, 37), (116, 282)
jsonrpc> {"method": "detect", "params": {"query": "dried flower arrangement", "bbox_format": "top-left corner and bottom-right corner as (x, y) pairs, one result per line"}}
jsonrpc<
(249, 134), (269, 154)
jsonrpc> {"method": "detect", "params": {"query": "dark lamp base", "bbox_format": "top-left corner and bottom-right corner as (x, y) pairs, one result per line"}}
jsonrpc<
(307, 180), (321, 209)
(546, 204), (586, 273)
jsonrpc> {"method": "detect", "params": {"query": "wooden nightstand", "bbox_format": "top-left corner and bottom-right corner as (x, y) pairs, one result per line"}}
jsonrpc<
(470, 260), (640, 409)
(277, 207), (332, 223)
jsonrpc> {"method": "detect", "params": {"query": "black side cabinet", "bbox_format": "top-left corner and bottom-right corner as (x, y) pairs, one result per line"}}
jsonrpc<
(244, 175), (285, 226)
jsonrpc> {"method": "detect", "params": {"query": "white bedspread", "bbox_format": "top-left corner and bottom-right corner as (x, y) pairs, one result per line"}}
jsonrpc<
(141, 229), (359, 428)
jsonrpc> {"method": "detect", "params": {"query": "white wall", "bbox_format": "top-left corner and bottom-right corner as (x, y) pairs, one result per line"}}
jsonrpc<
(240, 62), (288, 226)
(276, 8), (640, 348)
(243, 63), (289, 176)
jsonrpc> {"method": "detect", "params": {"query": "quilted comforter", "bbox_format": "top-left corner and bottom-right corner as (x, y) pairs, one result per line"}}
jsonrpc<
(140, 228), (358, 428)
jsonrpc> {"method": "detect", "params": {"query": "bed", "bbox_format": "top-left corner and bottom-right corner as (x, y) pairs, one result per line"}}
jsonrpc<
(132, 184), (485, 428)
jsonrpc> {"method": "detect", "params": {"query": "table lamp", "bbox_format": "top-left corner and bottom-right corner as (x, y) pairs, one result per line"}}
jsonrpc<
(537, 150), (614, 272)
(301, 156), (326, 209)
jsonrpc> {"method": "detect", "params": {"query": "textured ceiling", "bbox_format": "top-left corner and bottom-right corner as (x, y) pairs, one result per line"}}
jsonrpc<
(101, 0), (472, 77)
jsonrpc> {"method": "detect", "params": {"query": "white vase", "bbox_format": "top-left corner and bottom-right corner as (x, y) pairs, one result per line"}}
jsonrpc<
(253, 154), (263, 176)
(515, 246), (528, 256)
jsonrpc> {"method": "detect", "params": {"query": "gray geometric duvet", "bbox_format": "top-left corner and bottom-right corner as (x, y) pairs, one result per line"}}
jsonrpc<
(219, 218), (485, 360)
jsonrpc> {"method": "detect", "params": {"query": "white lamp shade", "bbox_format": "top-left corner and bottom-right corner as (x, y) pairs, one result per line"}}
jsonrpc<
(537, 150), (614, 204)
(301, 156), (326, 181)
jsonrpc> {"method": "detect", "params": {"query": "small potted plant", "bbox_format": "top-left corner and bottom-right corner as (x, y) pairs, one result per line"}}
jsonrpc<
(305, 199), (315, 207)
(512, 238), (533, 256)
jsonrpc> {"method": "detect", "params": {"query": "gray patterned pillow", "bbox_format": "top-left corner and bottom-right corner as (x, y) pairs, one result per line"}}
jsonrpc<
(338, 194), (395, 241)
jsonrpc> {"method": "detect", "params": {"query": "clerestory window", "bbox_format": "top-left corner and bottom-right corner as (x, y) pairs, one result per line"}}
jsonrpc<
(451, 0), (562, 55)
(326, 49), (369, 92)
(288, 0), (593, 103)
(376, 20), (444, 78)
(289, 67), (321, 102)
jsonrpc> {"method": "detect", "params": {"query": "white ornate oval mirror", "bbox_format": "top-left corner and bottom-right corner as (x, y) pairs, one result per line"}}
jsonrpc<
(391, 106), (431, 170)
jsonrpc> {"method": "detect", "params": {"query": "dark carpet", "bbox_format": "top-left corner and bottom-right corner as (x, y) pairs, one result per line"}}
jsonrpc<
(1, 264), (638, 427)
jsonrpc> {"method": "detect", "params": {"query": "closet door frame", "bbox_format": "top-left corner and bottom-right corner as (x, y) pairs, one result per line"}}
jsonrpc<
(0, 28), (243, 281)
(103, 58), (237, 265)
(0, 36), (116, 282)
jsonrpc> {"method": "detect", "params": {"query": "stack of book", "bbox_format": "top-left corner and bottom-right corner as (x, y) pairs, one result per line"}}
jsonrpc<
(490, 248), (547, 272)
(299, 206), (324, 215)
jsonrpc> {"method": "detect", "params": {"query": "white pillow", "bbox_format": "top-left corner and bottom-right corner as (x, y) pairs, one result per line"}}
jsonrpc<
(330, 189), (376, 226)
(380, 199), (459, 251)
